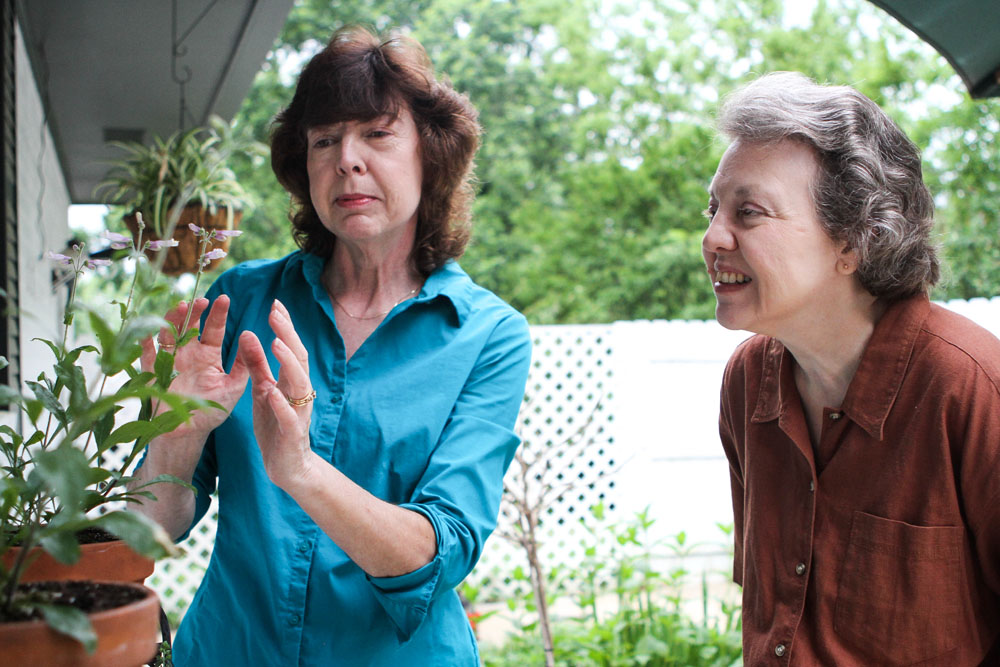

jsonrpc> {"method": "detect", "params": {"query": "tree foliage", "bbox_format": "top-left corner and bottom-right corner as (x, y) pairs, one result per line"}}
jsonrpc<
(227, 0), (1000, 323)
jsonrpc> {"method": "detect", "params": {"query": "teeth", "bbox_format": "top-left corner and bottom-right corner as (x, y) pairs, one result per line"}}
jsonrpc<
(715, 271), (751, 284)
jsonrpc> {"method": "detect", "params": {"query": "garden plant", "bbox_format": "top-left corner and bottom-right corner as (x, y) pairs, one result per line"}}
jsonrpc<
(0, 215), (238, 656)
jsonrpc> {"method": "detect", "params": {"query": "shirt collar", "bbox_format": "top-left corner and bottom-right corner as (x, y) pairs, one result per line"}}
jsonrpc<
(751, 293), (931, 440)
(296, 252), (472, 326)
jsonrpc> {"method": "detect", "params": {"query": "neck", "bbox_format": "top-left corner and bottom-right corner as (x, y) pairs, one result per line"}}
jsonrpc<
(782, 290), (886, 408)
(323, 244), (423, 319)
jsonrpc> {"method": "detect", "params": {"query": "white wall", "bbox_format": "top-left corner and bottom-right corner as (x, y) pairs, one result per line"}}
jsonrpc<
(13, 19), (71, 391)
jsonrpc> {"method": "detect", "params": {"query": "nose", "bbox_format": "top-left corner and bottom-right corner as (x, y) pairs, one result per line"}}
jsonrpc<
(336, 136), (367, 176)
(702, 210), (737, 254)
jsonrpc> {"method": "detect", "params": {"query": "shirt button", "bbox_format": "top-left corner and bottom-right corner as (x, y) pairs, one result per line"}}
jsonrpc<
(775, 644), (787, 657)
(297, 541), (310, 554)
(829, 411), (841, 420)
(289, 613), (301, 626)
(795, 562), (807, 576)
(809, 480), (815, 493)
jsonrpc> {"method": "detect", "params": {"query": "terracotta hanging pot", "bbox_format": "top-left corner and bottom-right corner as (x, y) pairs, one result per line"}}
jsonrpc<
(0, 581), (159, 667)
(124, 204), (243, 276)
(2, 539), (154, 584)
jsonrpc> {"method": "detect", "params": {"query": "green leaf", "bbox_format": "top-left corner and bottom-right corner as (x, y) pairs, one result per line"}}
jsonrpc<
(96, 510), (181, 559)
(99, 409), (187, 456)
(38, 603), (97, 653)
(0, 423), (23, 446)
(153, 349), (176, 390)
(25, 398), (44, 424)
(92, 408), (117, 452)
(39, 529), (82, 565)
(55, 357), (91, 417)
(25, 380), (67, 426)
(0, 383), (21, 405)
(86, 307), (118, 360)
(33, 444), (92, 513)
(131, 473), (196, 495)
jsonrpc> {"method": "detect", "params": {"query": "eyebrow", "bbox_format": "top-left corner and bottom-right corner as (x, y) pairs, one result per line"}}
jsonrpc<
(708, 183), (763, 199)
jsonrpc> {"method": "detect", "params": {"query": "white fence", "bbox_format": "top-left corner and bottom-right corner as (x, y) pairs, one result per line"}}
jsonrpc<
(124, 297), (1000, 621)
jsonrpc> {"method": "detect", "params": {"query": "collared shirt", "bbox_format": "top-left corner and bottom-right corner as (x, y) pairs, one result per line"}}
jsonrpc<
(719, 293), (1000, 666)
(171, 252), (531, 666)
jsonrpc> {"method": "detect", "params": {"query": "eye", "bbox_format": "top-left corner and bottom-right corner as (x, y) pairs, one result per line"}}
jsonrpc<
(704, 198), (718, 219)
(366, 129), (391, 139)
(310, 135), (339, 149)
(737, 207), (761, 218)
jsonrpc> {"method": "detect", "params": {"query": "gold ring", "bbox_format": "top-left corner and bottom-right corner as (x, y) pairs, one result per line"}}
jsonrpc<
(287, 389), (316, 407)
(157, 336), (176, 351)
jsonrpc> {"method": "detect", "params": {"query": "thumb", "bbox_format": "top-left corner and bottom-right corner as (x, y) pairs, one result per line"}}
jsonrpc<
(228, 344), (252, 389)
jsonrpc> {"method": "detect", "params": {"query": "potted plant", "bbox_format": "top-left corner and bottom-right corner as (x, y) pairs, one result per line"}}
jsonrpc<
(96, 115), (265, 275)
(0, 218), (238, 664)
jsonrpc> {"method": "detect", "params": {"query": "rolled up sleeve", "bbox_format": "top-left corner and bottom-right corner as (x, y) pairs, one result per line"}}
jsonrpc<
(367, 313), (531, 640)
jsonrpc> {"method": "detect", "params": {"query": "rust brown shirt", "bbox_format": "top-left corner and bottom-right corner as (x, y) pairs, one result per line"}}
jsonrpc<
(720, 294), (1000, 666)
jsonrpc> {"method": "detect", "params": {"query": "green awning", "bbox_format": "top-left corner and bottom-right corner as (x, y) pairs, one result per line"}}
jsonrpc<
(868, 0), (1000, 98)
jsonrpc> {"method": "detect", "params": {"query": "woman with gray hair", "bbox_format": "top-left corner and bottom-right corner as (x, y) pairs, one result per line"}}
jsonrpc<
(704, 71), (1000, 665)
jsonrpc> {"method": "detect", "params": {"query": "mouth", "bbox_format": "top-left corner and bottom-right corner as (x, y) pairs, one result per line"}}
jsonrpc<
(714, 271), (752, 285)
(335, 194), (376, 206)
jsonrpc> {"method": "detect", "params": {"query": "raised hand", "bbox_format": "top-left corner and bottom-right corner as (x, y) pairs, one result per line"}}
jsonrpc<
(236, 299), (319, 490)
(141, 295), (250, 440)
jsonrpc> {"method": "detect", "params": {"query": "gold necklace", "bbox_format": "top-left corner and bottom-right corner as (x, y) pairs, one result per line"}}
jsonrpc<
(330, 288), (418, 321)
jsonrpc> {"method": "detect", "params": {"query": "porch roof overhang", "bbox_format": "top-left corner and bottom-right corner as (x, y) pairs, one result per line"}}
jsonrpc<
(17, 0), (294, 204)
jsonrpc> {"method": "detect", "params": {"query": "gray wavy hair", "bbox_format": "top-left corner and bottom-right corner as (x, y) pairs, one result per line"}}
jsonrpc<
(717, 71), (939, 300)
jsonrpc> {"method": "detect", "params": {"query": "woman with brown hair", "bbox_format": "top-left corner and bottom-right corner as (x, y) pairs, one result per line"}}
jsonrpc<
(132, 26), (531, 665)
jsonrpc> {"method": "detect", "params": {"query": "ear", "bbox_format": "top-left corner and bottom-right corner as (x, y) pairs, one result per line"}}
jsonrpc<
(836, 243), (858, 275)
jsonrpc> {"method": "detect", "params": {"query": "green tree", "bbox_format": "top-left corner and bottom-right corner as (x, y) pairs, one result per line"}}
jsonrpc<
(225, 0), (1000, 324)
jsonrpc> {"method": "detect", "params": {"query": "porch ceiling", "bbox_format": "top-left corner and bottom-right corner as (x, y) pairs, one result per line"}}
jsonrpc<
(17, 0), (294, 203)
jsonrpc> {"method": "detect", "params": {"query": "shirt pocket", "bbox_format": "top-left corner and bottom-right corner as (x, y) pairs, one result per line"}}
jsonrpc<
(834, 510), (964, 666)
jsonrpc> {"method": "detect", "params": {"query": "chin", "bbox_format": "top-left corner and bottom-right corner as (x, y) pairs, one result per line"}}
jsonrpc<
(714, 305), (746, 332)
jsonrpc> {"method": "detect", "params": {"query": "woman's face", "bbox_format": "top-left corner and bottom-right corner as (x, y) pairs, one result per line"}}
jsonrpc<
(702, 138), (848, 338)
(306, 107), (423, 251)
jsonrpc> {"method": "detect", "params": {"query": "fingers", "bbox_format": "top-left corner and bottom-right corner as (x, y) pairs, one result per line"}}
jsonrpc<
(269, 300), (309, 370)
(236, 330), (275, 387)
(199, 295), (230, 348)
(272, 338), (313, 408)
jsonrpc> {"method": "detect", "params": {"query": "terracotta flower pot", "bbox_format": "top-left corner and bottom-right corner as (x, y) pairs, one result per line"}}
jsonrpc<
(0, 581), (159, 667)
(124, 204), (242, 276)
(2, 539), (154, 584)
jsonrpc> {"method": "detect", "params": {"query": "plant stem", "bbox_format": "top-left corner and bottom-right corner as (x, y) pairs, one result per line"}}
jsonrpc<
(91, 225), (145, 472)
(179, 233), (213, 336)
(523, 505), (555, 667)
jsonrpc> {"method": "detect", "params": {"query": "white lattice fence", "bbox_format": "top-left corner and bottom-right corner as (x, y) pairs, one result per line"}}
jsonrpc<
(466, 324), (620, 600)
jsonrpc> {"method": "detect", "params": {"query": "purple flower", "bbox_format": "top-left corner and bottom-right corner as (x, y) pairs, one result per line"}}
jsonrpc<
(85, 258), (112, 269)
(213, 229), (243, 241)
(103, 230), (132, 250)
(45, 250), (74, 265)
(188, 223), (204, 234)
(103, 231), (130, 242)
(147, 239), (180, 251)
(200, 248), (227, 268)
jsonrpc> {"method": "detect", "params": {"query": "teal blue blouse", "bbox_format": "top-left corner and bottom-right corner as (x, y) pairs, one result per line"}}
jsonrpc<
(170, 252), (531, 666)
